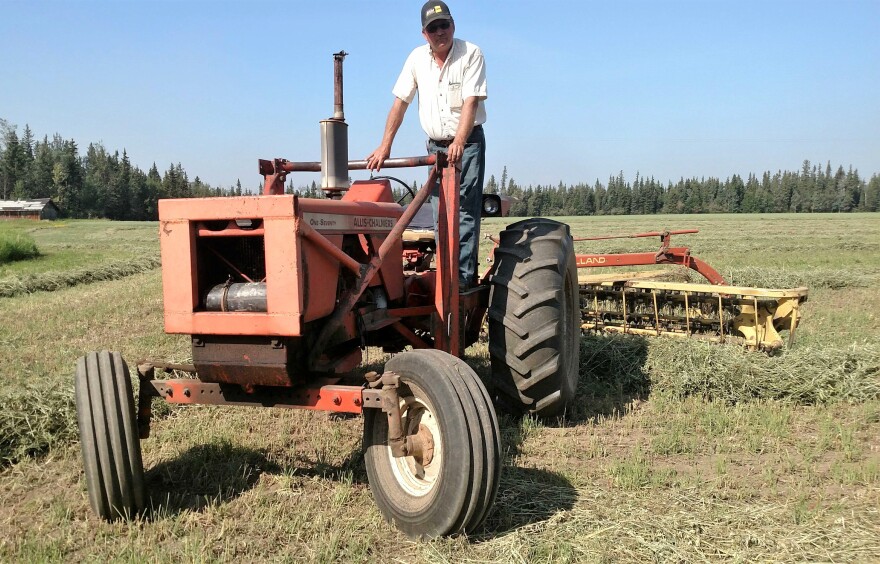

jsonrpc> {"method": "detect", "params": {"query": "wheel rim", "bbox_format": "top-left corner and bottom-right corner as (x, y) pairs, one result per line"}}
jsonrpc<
(386, 384), (442, 497)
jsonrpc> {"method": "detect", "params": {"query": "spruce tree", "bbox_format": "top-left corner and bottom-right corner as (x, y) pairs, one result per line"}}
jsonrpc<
(31, 137), (55, 199)
(485, 174), (497, 194)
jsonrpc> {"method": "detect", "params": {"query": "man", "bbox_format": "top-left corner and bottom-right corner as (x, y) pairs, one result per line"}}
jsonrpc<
(366, 1), (487, 288)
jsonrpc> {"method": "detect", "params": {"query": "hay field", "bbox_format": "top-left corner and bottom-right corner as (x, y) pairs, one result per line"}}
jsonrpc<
(1, 213), (878, 562)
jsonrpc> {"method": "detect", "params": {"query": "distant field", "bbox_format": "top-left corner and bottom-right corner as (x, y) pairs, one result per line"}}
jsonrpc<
(505, 213), (880, 291)
(0, 219), (160, 297)
(0, 213), (878, 562)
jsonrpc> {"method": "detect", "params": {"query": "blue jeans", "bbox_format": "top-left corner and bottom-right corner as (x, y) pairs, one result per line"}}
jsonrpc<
(428, 125), (486, 286)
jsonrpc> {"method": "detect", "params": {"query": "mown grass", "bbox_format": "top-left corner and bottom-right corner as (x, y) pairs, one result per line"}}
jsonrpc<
(0, 270), (183, 465)
(0, 219), (159, 297)
(520, 212), (880, 290)
(0, 255), (162, 297)
(1, 213), (878, 562)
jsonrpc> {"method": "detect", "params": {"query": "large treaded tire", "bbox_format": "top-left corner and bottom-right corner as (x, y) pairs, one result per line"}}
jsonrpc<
(363, 349), (501, 538)
(74, 351), (145, 520)
(488, 218), (580, 417)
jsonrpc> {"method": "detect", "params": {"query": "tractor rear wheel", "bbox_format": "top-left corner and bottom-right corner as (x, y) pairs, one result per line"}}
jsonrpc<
(363, 349), (500, 538)
(74, 351), (145, 520)
(488, 218), (580, 417)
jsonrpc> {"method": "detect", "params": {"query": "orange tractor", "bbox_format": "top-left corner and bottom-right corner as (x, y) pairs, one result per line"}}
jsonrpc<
(73, 53), (580, 538)
(73, 53), (808, 538)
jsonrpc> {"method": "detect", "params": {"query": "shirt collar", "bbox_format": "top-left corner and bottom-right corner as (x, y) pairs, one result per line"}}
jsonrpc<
(428, 39), (456, 70)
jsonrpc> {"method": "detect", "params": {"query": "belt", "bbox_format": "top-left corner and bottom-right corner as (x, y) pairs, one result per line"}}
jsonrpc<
(431, 125), (482, 147)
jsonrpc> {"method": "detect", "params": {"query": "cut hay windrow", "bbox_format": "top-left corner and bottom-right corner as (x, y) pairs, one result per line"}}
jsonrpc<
(0, 375), (175, 468)
(576, 335), (880, 406)
(0, 383), (77, 466)
(578, 335), (653, 399)
(0, 256), (161, 297)
(645, 339), (880, 404)
(3, 334), (876, 468)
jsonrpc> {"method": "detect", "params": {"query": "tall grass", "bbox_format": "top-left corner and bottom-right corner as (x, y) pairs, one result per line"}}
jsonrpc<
(0, 232), (40, 263)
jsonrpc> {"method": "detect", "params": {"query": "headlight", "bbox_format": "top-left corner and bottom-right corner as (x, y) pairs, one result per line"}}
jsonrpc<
(482, 195), (500, 216)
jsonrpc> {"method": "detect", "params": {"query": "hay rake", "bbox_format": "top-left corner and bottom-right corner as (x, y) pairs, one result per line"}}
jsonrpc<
(571, 230), (808, 350)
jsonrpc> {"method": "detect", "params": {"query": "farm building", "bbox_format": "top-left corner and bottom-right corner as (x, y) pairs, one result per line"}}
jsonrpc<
(0, 198), (60, 220)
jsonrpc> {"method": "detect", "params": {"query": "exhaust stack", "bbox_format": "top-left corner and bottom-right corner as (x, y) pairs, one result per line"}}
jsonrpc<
(320, 50), (350, 198)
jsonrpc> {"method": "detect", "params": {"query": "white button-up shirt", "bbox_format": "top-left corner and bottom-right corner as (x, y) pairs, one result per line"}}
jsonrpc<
(392, 38), (487, 141)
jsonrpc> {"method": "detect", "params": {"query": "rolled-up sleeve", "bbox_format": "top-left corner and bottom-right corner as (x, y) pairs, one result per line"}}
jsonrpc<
(392, 49), (419, 104)
(462, 47), (487, 100)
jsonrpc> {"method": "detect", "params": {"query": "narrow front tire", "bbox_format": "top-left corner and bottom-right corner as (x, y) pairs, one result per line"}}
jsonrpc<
(74, 350), (145, 520)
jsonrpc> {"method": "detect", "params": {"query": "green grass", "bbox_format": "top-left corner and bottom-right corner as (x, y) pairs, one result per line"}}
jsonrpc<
(483, 213), (880, 290)
(0, 220), (159, 276)
(0, 228), (40, 263)
(0, 220), (160, 296)
(0, 213), (878, 562)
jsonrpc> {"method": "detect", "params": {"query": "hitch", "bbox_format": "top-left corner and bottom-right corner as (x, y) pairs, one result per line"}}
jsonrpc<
(136, 362), (157, 439)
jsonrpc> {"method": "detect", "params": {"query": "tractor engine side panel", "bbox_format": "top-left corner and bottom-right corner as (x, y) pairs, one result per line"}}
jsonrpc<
(159, 195), (307, 336)
(297, 196), (405, 303)
(158, 191), (405, 342)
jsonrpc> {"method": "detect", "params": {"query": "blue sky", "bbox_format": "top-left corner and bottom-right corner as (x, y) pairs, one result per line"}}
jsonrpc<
(1, 0), (877, 191)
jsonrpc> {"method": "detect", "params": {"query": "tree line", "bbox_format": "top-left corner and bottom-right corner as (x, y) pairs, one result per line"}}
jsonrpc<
(0, 119), (253, 220)
(2, 119), (877, 219)
(485, 164), (879, 216)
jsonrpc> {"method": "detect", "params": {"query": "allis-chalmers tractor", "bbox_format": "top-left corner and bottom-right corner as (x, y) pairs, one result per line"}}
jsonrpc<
(73, 53), (807, 538)
(73, 53), (580, 538)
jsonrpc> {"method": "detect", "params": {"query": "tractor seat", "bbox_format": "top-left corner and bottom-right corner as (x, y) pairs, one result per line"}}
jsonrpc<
(402, 204), (435, 246)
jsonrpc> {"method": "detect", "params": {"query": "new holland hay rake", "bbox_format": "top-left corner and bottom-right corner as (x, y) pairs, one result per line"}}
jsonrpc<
(571, 229), (808, 350)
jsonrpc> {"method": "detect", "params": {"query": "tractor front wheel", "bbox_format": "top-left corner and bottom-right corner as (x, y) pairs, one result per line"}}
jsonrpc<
(363, 349), (501, 538)
(74, 350), (145, 520)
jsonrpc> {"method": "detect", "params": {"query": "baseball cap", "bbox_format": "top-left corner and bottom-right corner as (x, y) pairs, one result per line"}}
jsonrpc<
(421, 1), (452, 29)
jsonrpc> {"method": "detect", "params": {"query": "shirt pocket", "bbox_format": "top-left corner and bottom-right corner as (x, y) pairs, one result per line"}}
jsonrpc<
(448, 82), (463, 111)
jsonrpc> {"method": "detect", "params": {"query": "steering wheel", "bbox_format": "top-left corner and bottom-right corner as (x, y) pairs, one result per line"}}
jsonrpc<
(370, 175), (417, 205)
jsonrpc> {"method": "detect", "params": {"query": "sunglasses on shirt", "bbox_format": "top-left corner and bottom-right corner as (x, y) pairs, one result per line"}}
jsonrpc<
(426, 21), (451, 34)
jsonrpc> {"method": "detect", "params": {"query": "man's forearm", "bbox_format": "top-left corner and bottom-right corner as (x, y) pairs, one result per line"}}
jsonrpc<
(367, 97), (409, 170)
(453, 97), (480, 144)
(380, 98), (409, 149)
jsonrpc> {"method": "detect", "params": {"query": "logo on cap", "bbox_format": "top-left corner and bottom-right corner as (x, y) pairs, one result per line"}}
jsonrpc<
(421, 1), (451, 27)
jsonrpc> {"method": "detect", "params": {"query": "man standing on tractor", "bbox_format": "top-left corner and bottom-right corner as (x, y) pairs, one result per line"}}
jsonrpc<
(366, 1), (487, 288)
